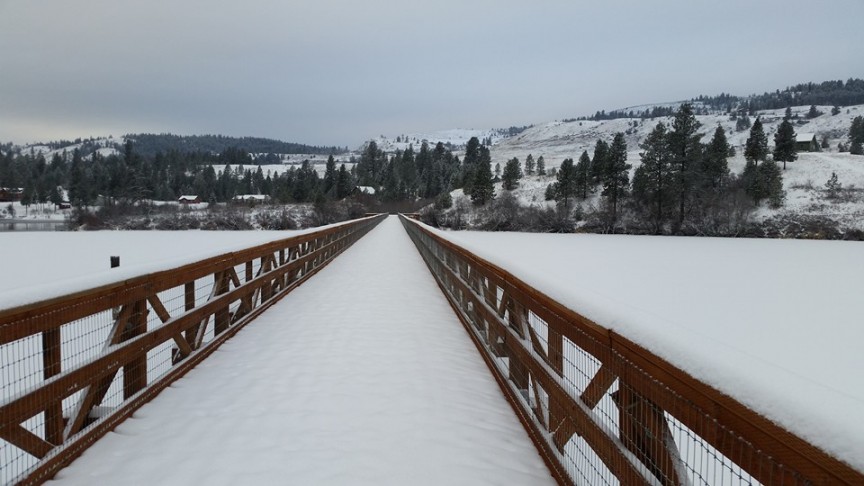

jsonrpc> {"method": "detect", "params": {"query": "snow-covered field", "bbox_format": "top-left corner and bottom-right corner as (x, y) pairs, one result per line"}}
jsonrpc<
(435, 228), (864, 473)
(48, 217), (554, 485)
(0, 201), (69, 222)
(0, 230), (318, 311)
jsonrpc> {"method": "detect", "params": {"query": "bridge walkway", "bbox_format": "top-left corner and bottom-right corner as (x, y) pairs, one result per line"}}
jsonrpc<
(48, 216), (554, 485)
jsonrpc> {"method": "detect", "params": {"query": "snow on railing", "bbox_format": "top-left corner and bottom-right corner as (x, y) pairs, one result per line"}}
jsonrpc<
(400, 214), (863, 486)
(0, 214), (385, 485)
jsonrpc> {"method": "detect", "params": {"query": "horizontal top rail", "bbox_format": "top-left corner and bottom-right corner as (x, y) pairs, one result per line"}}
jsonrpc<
(401, 215), (863, 485)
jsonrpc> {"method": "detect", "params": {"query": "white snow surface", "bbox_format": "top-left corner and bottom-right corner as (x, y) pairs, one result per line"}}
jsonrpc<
(0, 226), (364, 311)
(435, 228), (864, 473)
(49, 217), (553, 485)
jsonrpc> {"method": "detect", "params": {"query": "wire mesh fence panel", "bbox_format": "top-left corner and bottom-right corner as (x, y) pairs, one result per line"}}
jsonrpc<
(399, 215), (863, 486)
(0, 215), (385, 485)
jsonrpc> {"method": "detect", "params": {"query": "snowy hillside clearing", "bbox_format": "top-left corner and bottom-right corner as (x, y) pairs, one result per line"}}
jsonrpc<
(371, 127), (518, 154)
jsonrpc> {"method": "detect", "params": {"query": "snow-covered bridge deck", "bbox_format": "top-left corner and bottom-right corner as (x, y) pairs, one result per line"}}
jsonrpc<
(47, 217), (554, 485)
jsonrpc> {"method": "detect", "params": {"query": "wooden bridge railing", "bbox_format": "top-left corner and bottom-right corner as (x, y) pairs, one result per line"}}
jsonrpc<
(400, 215), (863, 486)
(0, 214), (385, 485)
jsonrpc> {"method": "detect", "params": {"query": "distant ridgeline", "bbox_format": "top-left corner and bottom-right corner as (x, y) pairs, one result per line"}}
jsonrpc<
(125, 133), (347, 158)
(578, 78), (864, 121)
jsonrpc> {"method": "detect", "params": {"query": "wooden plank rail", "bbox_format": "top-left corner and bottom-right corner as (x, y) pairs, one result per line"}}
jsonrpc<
(0, 214), (385, 485)
(399, 214), (864, 486)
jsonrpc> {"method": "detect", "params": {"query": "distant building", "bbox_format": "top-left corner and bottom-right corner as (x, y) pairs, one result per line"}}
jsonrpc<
(57, 201), (72, 210)
(796, 133), (818, 152)
(0, 187), (23, 202)
(178, 195), (201, 204)
(233, 194), (270, 203)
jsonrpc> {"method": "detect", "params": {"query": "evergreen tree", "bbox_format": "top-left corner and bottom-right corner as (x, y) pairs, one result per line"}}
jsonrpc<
(470, 146), (494, 205)
(590, 139), (609, 185)
(632, 122), (673, 232)
(416, 142), (434, 196)
(555, 158), (577, 210)
(49, 186), (63, 206)
(784, 106), (793, 120)
(602, 133), (631, 225)
(745, 158), (784, 207)
(536, 155), (546, 175)
(525, 154), (535, 175)
(21, 184), (34, 211)
(400, 146), (418, 197)
(68, 148), (92, 205)
(702, 125), (731, 188)
(357, 141), (384, 186)
(759, 160), (785, 208)
(502, 157), (522, 190)
(667, 104), (702, 230)
(849, 116), (864, 155)
(744, 118), (769, 165)
(773, 120), (798, 170)
(806, 105), (821, 119)
(824, 171), (841, 199)
(336, 164), (352, 199)
(323, 155), (337, 196)
(435, 190), (453, 209)
(544, 183), (557, 201)
(461, 137), (481, 193)
(574, 150), (592, 199)
(381, 153), (401, 201)
(735, 115), (752, 132)
(494, 162), (501, 180)
(831, 105), (841, 116)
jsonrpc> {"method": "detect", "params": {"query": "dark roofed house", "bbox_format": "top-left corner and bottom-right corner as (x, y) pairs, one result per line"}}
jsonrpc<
(796, 133), (817, 152)
(0, 188), (23, 202)
(178, 195), (201, 204)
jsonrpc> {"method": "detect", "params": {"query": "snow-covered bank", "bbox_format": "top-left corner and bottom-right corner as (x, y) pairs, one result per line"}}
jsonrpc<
(436, 228), (864, 472)
(0, 229), (324, 311)
(49, 217), (553, 485)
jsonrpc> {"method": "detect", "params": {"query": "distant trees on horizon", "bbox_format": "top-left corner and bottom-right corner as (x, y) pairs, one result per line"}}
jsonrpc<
(575, 78), (864, 122)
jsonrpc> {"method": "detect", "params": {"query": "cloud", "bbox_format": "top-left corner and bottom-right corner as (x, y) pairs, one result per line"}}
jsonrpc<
(1, 0), (862, 146)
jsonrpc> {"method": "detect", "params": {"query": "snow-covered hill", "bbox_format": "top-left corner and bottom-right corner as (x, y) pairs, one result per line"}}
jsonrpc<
(492, 105), (864, 171)
(428, 104), (864, 232)
(371, 127), (519, 153)
(22, 137), (121, 161)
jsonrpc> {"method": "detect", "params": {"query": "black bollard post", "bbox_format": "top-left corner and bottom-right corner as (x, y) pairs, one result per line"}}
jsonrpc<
(110, 256), (120, 268)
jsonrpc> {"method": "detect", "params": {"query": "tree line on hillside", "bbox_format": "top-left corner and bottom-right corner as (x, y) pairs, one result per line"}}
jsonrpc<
(576, 78), (864, 121)
(123, 134), (346, 158)
(0, 140), (357, 207)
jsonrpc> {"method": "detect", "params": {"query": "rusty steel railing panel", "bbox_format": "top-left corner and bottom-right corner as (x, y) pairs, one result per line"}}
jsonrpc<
(399, 214), (863, 486)
(0, 214), (385, 485)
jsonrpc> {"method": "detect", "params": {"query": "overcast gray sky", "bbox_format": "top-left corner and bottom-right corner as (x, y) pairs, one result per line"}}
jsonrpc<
(1, 0), (862, 148)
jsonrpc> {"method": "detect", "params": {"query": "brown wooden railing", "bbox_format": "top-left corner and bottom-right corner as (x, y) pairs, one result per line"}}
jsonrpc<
(0, 214), (385, 485)
(400, 215), (863, 486)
